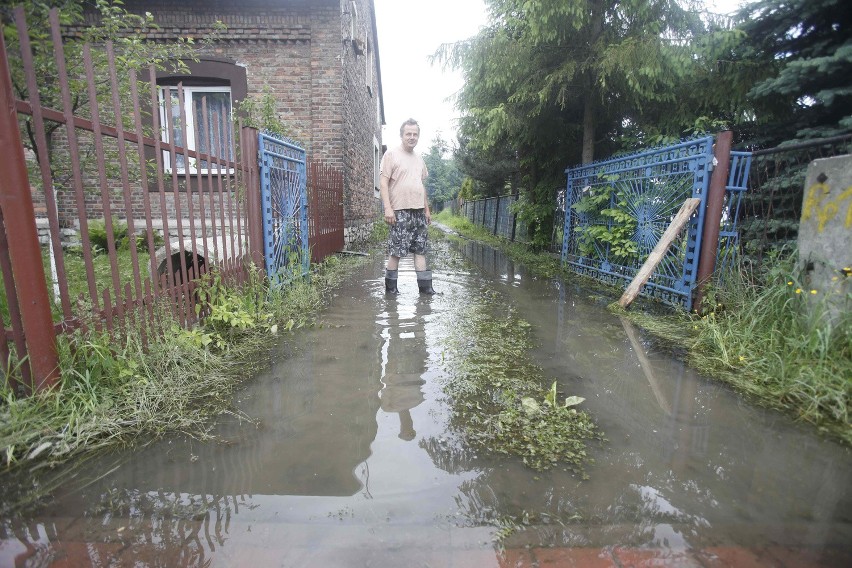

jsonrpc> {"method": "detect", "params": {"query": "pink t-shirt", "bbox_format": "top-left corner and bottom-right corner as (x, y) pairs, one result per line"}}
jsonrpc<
(380, 145), (429, 210)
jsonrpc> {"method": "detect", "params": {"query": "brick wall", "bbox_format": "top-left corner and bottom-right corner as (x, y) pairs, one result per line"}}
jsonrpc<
(121, 0), (384, 245)
(341, 0), (384, 246)
(39, 0), (383, 249)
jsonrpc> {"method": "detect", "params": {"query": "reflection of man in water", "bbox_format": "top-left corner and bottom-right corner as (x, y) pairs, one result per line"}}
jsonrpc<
(379, 299), (428, 441)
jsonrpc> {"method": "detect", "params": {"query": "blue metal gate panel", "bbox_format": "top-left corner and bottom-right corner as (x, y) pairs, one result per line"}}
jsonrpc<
(258, 132), (309, 286)
(562, 137), (715, 309)
(717, 151), (753, 277)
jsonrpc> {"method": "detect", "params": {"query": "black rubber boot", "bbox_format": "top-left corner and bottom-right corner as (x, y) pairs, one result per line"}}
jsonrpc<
(385, 269), (399, 295)
(416, 270), (436, 295)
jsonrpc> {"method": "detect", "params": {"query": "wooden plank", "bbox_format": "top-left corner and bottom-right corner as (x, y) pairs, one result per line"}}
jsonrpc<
(618, 197), (702, 309)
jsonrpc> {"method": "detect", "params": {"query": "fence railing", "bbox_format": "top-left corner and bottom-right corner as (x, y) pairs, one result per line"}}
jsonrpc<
(736, 134), (852, 267)
(562, 136), (716, 310)
(308, 161), (344, 264)
(1, 7), (259, 392)
(0, 6), (350, 394)
(458, 194), (529, 243)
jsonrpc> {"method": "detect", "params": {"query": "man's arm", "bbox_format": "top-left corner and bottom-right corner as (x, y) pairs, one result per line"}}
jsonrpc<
(422, 160), (431, 224)
(423, 193), (431, 225)
(380, 174), (395, 225)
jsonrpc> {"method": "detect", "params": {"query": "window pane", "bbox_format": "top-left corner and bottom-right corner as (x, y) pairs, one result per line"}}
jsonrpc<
(168, 89), (186, 171)
(195, 91), (232, 172)
(160, 86), (233, 173)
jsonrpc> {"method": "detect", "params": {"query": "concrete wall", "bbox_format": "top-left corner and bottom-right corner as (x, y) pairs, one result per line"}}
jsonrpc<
(799, 154), (852, 323)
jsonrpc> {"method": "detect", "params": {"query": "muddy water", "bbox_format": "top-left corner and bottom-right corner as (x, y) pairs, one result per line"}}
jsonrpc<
(1, 237), (850, 567)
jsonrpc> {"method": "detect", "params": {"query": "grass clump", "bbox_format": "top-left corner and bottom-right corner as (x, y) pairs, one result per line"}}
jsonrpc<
(624, 256), (851, 443)
(441, 290), (604, 475)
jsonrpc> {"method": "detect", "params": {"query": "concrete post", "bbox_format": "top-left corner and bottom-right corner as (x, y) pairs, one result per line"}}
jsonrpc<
(799, 155), (852, 324)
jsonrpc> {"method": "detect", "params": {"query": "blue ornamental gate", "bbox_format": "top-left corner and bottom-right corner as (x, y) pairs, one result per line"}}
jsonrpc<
(562, 136), (726, 310)
(258, 132), (310, 286)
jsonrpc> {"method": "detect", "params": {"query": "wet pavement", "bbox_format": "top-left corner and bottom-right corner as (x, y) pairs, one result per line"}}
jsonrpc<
(1, 236), (851, 567)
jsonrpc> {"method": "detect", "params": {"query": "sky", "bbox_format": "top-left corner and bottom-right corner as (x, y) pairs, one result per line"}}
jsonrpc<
(373, 0), (487, 151)
(373, 0), (749, 152)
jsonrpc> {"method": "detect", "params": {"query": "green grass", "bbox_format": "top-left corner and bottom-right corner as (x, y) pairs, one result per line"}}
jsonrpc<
(435, 210), (852, 445)
(615, 260), (851, 443)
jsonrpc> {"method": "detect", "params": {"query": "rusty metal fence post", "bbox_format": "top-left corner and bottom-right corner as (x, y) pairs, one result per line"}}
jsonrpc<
(241, 126), (264, 268)
(0, 30), (59, 391)
(694, 130), (733, 311)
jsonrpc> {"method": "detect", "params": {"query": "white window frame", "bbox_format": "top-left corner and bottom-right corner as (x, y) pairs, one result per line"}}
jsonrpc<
(373, 136), (381, 198)
(349, 1), (359, 39)
(158, 85), (234, 175)
(366, 38), (374, 96)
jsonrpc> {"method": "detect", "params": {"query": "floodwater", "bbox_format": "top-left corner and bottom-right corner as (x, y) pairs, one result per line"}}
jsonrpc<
(1, 236), (851, 567)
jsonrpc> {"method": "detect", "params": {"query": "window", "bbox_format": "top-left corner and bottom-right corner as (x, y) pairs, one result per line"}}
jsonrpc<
(373, 136), (381, 198)
(366, 39), (373, 95)
(158, 85), (234, 174)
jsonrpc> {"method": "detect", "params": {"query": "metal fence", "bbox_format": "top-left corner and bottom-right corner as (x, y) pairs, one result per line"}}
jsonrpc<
(459, 194), (529, 242)
(737, 134), (852, 267)
(308, 161), (344, 264)
(259, 132), (309, 286)
(0, 7), (261, 391)
(562, 137), (717, 309)
(0, 6), (353, 393)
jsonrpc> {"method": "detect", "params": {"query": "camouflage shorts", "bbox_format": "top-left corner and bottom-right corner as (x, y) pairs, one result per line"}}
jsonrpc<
(388, 209), (429, 257)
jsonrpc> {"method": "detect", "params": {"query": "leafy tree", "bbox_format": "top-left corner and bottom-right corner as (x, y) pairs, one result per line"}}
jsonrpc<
(736, 0), (852, 143)
(422, 133), (463, 206)
(453, 132), (518, 198)
(432, 0), (714, 246)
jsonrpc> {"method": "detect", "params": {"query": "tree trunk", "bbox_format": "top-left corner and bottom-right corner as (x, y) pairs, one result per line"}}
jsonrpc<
(582, 1), (604, 165)
(582, 94), (595, 164)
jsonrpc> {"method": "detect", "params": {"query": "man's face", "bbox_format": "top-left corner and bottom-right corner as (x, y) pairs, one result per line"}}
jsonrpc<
(401, 125), (420, 151)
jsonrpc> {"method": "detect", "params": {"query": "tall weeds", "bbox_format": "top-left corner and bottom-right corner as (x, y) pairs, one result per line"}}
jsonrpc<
(687, 257), (850, 438)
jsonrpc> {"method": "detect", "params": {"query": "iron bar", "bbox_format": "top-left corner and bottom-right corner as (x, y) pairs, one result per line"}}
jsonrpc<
(133, 68), (160, 297)
(83, 44), (123, 311)
(149, 66), (175, 319)
(165, 83), (190, 325)
(0, 15), (59, 391)
(16, 9), (72, 319)
(192, 99), (210, 269)
(201, 97), (220, 265)
(106, 43), (144, 314)
(50, 9), (99, 317)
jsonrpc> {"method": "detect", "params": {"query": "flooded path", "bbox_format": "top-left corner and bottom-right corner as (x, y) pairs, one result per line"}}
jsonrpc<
(2, 236), (851, 567)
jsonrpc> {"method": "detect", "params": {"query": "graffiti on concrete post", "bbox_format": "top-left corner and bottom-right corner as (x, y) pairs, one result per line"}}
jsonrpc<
(801, 179), (852, 233)
(799, 157), (852, 326)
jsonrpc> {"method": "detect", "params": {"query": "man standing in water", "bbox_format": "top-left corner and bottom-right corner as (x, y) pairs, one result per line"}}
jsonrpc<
(380, 118), (435, 295)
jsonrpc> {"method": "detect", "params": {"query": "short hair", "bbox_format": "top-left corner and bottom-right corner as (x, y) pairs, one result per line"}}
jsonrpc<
(399, 118), (420, 137)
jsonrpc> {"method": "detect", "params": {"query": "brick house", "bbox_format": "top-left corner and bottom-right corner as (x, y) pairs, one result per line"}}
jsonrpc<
(91, 0), (386, 248)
